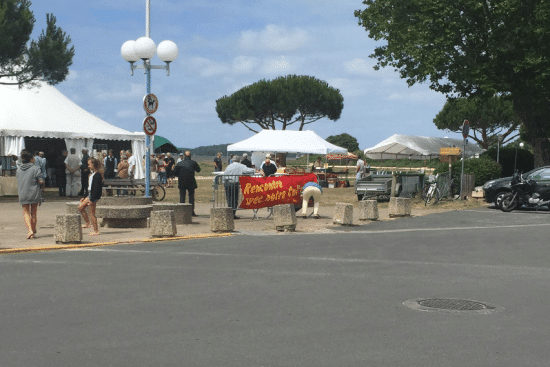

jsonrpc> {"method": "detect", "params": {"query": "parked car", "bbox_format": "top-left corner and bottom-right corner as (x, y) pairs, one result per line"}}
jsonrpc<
(483, 166), (550, 208)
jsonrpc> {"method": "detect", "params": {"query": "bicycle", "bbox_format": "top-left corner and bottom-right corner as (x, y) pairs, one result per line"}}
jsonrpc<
(422, 175), (441, 205)
(134, 183), (166, 201)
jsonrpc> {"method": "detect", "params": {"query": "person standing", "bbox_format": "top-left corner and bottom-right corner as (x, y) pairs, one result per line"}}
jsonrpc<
(16, 150), (44, 239)
(223, 155), (256, 219)
(301, 181), (323, 219)
(79, 149), (90, 196)
(165, 152), (175, 187)
(126, 150), (137, 179)
(104, 149), (117, 179)
(78, 157), (103, 236)
(65, 148), (81, 197)
(356, 157), (365, 184)
(214, 152), (223, 172)
(260, 154), (278, 178)
(173, 151), (201, 216)
(241, 153), (252, 168)
(157, 154), (167, 185)
(150, 154), (158, 180)
(55, 150), (68, 196)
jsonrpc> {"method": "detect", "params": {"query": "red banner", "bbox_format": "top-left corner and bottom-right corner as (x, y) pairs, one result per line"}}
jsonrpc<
(239, 173), (318, 209)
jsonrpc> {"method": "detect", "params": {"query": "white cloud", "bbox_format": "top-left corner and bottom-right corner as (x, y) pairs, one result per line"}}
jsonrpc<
(260, 56), (293, 75)
(343, 58), (377, 76)
(232, 56), (261, 75)
(239, 24), (310, 52)
(185, 57), (231, 77)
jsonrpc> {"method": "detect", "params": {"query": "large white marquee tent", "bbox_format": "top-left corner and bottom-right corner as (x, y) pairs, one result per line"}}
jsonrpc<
(227, 130), (348, 167)
(364, 134), (485, 160)
(0, 79), (146, 178)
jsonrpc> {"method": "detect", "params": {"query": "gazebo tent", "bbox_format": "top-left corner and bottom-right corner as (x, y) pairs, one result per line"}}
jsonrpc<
(228, 130), (347, 154)
(227, 130), (348, 168)
(364, 134), (484, 160)
(153, 135), (179, 153)
(0, 80), (147, 178)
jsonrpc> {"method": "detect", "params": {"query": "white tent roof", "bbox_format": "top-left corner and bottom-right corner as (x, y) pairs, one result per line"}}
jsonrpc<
(364, 134), (484, 160)
(227, 130), (348, 155)
(0, 80), (144, 141)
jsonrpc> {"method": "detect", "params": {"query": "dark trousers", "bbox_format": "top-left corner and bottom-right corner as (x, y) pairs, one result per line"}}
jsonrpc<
(57, 173), (66, 196)
(224, 182), (240, 214)
(179, 188), (195, 213)
(80, 172), (89, 195)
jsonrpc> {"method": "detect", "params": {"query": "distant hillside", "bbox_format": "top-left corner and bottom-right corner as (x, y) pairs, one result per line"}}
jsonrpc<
(178, 144), (248, 156)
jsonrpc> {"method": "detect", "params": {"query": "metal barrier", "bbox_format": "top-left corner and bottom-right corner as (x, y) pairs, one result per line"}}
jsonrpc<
(436, 171), (453, 199)
(212, 174), (244, 209)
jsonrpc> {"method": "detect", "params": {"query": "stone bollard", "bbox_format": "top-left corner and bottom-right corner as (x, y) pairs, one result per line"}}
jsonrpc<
(181, 203), (193, 224)
(54, 214), (82, 243)
(333, 202), (353, 225)
(389, 197), (411, 218)
(66, 202), (80, 215)
(359, 200), (379, 221)
(210, 207), (234, 233)
(273, 204), (297, 232)
(150, 210), (177, 237)
(152, 203), (190, 225)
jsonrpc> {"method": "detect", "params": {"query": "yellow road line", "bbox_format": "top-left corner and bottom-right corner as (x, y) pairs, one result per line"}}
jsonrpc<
(0, 233), (233, 255)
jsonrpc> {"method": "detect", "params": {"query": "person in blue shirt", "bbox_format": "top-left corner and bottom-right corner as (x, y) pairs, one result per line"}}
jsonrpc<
(301, 181), (323, 219)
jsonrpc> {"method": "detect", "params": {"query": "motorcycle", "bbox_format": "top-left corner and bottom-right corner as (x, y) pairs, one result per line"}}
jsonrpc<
(500, 171), (550, 212)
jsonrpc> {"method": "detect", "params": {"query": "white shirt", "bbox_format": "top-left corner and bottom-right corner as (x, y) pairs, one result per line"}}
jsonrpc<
(127, 155), (137, 178)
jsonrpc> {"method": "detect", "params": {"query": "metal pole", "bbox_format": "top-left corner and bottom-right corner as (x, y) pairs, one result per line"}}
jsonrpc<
(144, 0), (152, 197)
(496, 138), (500, 163)
(460, 138), (465, 199)
(514, 145), (518, 173)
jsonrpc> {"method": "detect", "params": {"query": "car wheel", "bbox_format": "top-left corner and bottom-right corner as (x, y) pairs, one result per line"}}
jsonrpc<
(494, 191), (507, 209)
(500, 193), (518, 212)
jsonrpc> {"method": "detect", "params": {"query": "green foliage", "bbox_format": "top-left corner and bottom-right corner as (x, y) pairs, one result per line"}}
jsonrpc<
(325, 133), (359, 152)
(434, 156), (502, 186)
(216, 75), (344, 132)
(433, 96), (520, 149)
(355, 0), (550, 165)
(0, 1), (74, 87)
(482, 146), (534, 176)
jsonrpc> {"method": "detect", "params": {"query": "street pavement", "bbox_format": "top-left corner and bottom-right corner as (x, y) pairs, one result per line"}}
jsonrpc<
(1, 207), (550, 366)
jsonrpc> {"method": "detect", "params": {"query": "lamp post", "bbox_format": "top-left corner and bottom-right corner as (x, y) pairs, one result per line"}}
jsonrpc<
(514, 142), (524, 173)
(120, 0), (178, 197)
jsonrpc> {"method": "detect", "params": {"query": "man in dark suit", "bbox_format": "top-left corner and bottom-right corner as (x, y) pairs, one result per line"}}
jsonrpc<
(173, 151), (201, 216)
(78, 149), (90, 196)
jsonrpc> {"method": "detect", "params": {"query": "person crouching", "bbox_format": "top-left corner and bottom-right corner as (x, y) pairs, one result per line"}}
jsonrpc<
(78, 157), (103, 236)
(301, 181), (323, 219)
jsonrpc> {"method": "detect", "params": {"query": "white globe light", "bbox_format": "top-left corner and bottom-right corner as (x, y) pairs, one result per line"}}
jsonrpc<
(157, 40), (179, 63)
(134, 37), (157, 60)
(121, 40), (139, 62)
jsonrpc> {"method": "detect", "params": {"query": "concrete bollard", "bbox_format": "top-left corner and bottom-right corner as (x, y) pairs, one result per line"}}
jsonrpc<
(150, 210), (177, 237)
(152, 203), (190, 225)
(66, 202), (80, 215)
(54, 214), (82, 243)
(210, 207), (234, 233)
(273, 204), (297, 232)
(389, 197), (411, 217)
(333, 202), (353, 225)
(359, 200), (379, 221)
(181, 203), (193, 224)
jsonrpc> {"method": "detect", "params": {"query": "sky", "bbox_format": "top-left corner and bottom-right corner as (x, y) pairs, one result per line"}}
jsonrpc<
(30, 0), (459, 150)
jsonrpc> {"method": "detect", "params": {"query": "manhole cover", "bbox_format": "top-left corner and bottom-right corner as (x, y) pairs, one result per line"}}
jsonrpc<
(404, 298), (502, 314)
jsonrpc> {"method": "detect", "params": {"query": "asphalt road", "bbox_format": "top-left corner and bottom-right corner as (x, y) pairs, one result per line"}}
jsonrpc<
(2, 207), (550, 366)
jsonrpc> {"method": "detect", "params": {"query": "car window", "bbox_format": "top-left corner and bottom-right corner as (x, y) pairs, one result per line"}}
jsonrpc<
(528, 168), (550, 181)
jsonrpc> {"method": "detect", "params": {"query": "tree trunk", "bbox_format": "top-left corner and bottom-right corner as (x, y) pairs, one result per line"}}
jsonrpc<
(512, 92), (550, 167)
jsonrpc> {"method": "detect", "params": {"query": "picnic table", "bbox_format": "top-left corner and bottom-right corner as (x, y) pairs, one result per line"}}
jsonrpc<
(103, 178), (165, 201)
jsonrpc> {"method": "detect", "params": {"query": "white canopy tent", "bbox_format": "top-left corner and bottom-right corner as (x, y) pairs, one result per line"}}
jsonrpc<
(227, 130), (348, 168)
(0, 79), (146, 178)
(364, 134), (484, 160)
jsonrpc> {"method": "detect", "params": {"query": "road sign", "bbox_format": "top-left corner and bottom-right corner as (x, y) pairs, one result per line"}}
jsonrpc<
(462, 120), (470, 139)
(439, 147), (462, 156)
(143, 94), (159, 114)
(143, 116), (157, 136)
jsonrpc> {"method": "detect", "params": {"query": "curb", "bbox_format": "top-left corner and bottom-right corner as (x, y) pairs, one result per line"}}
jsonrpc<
(0, 233), (233, 255)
